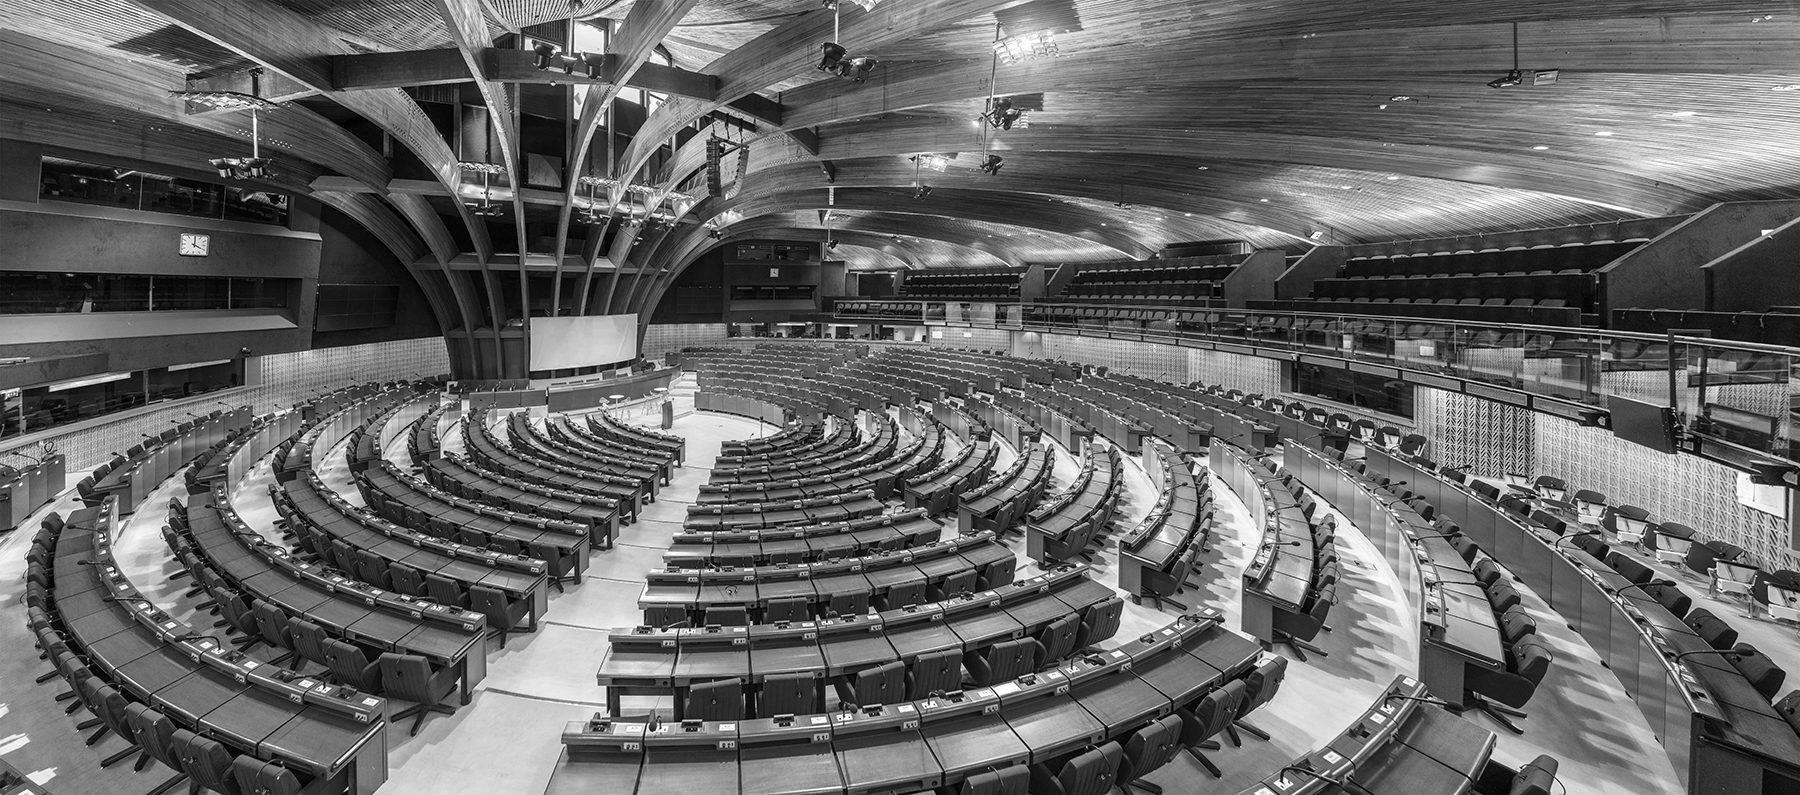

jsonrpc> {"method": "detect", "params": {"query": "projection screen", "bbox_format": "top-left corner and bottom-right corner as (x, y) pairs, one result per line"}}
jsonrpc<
(529, 314), (639, 371)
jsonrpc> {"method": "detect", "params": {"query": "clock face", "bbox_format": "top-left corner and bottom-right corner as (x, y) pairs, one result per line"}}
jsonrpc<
(179, 233), (210, 257)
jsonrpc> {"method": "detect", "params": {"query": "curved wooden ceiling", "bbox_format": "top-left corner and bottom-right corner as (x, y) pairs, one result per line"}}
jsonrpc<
(5, 0), (1800, 304)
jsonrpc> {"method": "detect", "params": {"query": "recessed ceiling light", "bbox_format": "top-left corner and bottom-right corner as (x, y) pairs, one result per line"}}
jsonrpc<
(1259, 198), (1269, 203)
(1532, 145), (1550, 150)
(1195, 166), (1208, 170)
(1774, 84), (1800, 91)
(1670, 111), (1698, 117)
(1386, 176), (1399, 180)
(1593, 130), (1614, 136)
(1184, 212), (1192, 216)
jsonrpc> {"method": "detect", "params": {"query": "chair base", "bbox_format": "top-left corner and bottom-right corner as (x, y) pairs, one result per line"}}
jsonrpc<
(1234, 719), (1271, 742)
(35, 670), (57, 684)
(1186, 746), (1222, 778)
(1125, 779), (1164, 795)
(1450, 695), (1527, 734)
(1272, 631), (1327, 662)
(393, 701), (458, 736)
(147, 773), (188, 795)
(99, 743), (139, 768)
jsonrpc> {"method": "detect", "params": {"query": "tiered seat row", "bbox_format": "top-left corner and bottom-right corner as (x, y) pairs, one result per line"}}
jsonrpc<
(1220, 449), (1341, 664)
(1117, 441), (1213, 608)
(684, 490), (886, 532)
(711, 416), (855, 468)
(418, 452), (617, 547)
(598, 565), (1123, 721)
(582, 410), (686, 467)
(459, 410), (641, 526)
(501, 410), (665, 498)
(897, 267), (1024, 299)
(1054, 255), (1243, 305)
(639, 530), (1016, 628)
(569, 609), (1280, 795)
(664, 508), (945, 568)
(1024, 440), (1121, 566)
(901, 421), (997, 515)
(953, 434), (1052, 535)
(710, 414), (891, 483)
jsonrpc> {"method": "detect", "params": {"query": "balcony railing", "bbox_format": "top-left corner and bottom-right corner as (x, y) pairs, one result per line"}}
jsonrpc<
(830, 299), (1800, 474)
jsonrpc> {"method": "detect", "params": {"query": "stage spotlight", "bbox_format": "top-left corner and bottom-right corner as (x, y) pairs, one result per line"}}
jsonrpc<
(984, 97), (1024, 130)
(581, 53), (604, 80)
(827, 239), (840, 251)
(534, 42), (559, 70)
(242, 158), (270, 178)
(1487, 69), (1524, 89)
(819, 42), (847, 72)
(210, 158), (234, 179)
(914, 185), (933, 199)
(844, 56), (878, 82)
(979, 154), (1004, 175)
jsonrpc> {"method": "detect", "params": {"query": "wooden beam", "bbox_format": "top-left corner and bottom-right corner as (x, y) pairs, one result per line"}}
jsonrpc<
(332, 48), (471, 90)
(184, 69), (316, 103)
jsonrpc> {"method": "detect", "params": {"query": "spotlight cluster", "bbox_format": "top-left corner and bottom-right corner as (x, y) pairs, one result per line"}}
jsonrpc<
(209, 157), (271, 180)
(819, 43), (879, 83)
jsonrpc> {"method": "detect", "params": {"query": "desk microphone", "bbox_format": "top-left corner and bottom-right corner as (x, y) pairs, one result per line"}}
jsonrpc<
(1669, 648), (1748, 664)
(1609, 579), (1677, 600)
(1272, 766), (1377, 795)
(101, 595), (154, 606)
(1383, 692), (1455, 708)
(1261, 541), (1304, 549)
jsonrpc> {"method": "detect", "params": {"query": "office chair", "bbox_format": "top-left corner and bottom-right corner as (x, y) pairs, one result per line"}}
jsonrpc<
(1571, 490), (1607, 526)
(1448, 534), (1480, 563)
(1140, 551), (1198, 611)
(837, 660), (906, 708)
(1603, 552), (1654, 585)
(1036, 613), (1080, 663)
(1177, 680), (1245, 778)
(378, 653), (460, 736)
(1639, 581), (1692, 619)
(828, 589), (871, 618)
(214, 591), (259, 648)
(528, 541), (579, 593)
(424, 573), (469, 608)
(684, 678), (746, 721)
(1473, 558), (1506, 589)
(756, 672), (820, 718)
(1649, 525), (1693, 567)
(250, 600), (297, 668)
(906, 649), (965, 699)
(1753, 570), (1800, 624)
(876, 579), (928, 611)
(1230, 657), (1288, 745)
(969, 637), (1039, 686)
(1076, 598), (1123, 651)
(321, 638), (383, 692)
(978, 555), (1018, 591)
(231, 757), (303, 795)
(1727, 644), (1787, 700)
(1459, 632), (1552, 734)
(71, 675), (112, 745)
(286, 617), (330, 670)
(1570, 533), (1610, 562)
(1684, 608), (1739, 650)
(1711, 559), (1759, 604)
(1686, 538), (1746, 581)
(92, 683), (143, 768)
(1533, 476), (1567, 502)
(389, 563), (427, 597)
(931, 569), (978, 602)
(326, 539), (357, 574)
(1028, 741), (1122, 795)
(471, 585), (531, 647)
(177, 730), (240, 795)
(1272, 585), (1334, 661)
(1117, 714), (1185, 794)
(764, 597), (811, 624)
(1486, 580), (1523, 614)
(351, 549), (393, 590)
(124, 704), (190, 795)
(1499, 606), (1538, 646)
(958, 765), (1030, 795)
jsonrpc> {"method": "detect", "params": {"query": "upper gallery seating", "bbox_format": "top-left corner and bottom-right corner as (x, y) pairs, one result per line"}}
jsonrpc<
(897, 267), (1024, 299)
(1265, 239), (1648, 325)
(1613, 307), (1800, 347)
(1052, 255), (1242, 305)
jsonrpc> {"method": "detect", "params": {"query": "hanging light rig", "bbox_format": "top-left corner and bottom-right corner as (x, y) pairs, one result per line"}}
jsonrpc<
(173, 67), (281, 179)
(818, 1), (879, 83)
(459, 162), (507, 217)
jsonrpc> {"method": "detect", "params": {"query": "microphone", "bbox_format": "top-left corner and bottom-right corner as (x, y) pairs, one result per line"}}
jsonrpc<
(1412, 529), (1463, 540)
(1383, 480), (1409, 489)
(102, 595), (154, 605)
(1609, 579), (1677, 600)
(1262, 541), (1304, 549)
(109, 452), (125, 460)
(171, 633), (222, 646)
(1670, 648), (1748, 664)
(1440, 464), (1473, 473)
(1384, 692), (1456, 708)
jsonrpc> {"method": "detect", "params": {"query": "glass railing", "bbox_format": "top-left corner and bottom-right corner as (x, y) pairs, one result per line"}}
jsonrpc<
(831, 299), (1800, 470)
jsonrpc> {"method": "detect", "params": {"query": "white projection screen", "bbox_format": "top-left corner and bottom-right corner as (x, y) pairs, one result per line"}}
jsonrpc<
(529, 314), (640, 371)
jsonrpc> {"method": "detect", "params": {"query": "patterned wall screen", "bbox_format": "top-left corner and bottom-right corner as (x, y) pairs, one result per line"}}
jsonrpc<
(1042, 334), (1188, 380)
(1186, 348), (1282, 396)
(929, 327), (1013, 352)
(1534, 413), (1799, 570)
(1412, 387), (1535, 478)
(14, 337), (449, 474)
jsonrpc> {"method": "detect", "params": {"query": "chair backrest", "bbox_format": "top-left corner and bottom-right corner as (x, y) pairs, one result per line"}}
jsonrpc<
(288, 617), (329, 666)
(424, 573), (463, 606)
(702, 604), (750, 627)
(178, 730), (238, 793)
(232, 757), (304, 795)
(1182, 681), (1243, 745)
(379, 652), (455, 705)
(960, 765), (1029, 795)
(469, 585), (520, 630)
(1510, 754), (1560, 795)
(1053, 741), (1122, 795)
(389, 563), (426, 596)
(1473, 558), (1504, 588)
(1643, 582), (1691, 618)
(907, 649), (965, 699)
(853, 660), (907, 706)
(1604, 552), (1653, 584)
(1510, 633), (1553, 686)
(322, 638), (381, 692)
(1486, 580), (1522, 614)
(252, 599), (289, 647)
(977, 637), (1039, 685)
(1120, 713), (1185, 782)
(127, 704), (182, 768)
(1037, 613), (1080, 662)
(1728, 644), (1788, 700)
(1776, 691), (1800, 736)
(1499, 606), (1538, 646)
(1684, 608), (1739, 650)
(756, 672), (815, 718)
(979, 555), (1017, 591)
(353, 550), (391, 587)
(1239, 657), (1289, 716)
(883, 580), (926, 610)
(1077, 597), (1123, 649)
(684, 677), (745, 721)
(936, 569), (977, 599)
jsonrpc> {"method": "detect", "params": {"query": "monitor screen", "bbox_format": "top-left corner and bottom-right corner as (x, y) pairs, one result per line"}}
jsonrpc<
(529, 315), (639, 372)
(1607, 395), (1677, 454)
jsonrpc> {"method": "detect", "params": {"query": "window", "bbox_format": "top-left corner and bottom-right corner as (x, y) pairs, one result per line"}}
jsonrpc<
(0, 271), (290, 315)
(38, 157), (289, 226)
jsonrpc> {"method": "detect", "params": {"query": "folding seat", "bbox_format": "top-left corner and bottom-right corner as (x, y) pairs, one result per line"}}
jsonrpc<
(1177, 681), (1244, 777)
(379, 653), (461, 735)
(684, 678), (745, 721)
(472, 585), (532, 648)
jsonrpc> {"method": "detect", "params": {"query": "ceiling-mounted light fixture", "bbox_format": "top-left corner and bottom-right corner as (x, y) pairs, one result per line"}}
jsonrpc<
(1486, 24), (1556, 88)
(533, 42), (559, 70)
(982, 97), (1026, 130)
(459, 161), (507, 217)
(910, 153), (951, 172)
(914, 185), (933, 199)
(179, 68), (281, 181)
(817, 4), (879, 84)
(978, 154), (1004, 175)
